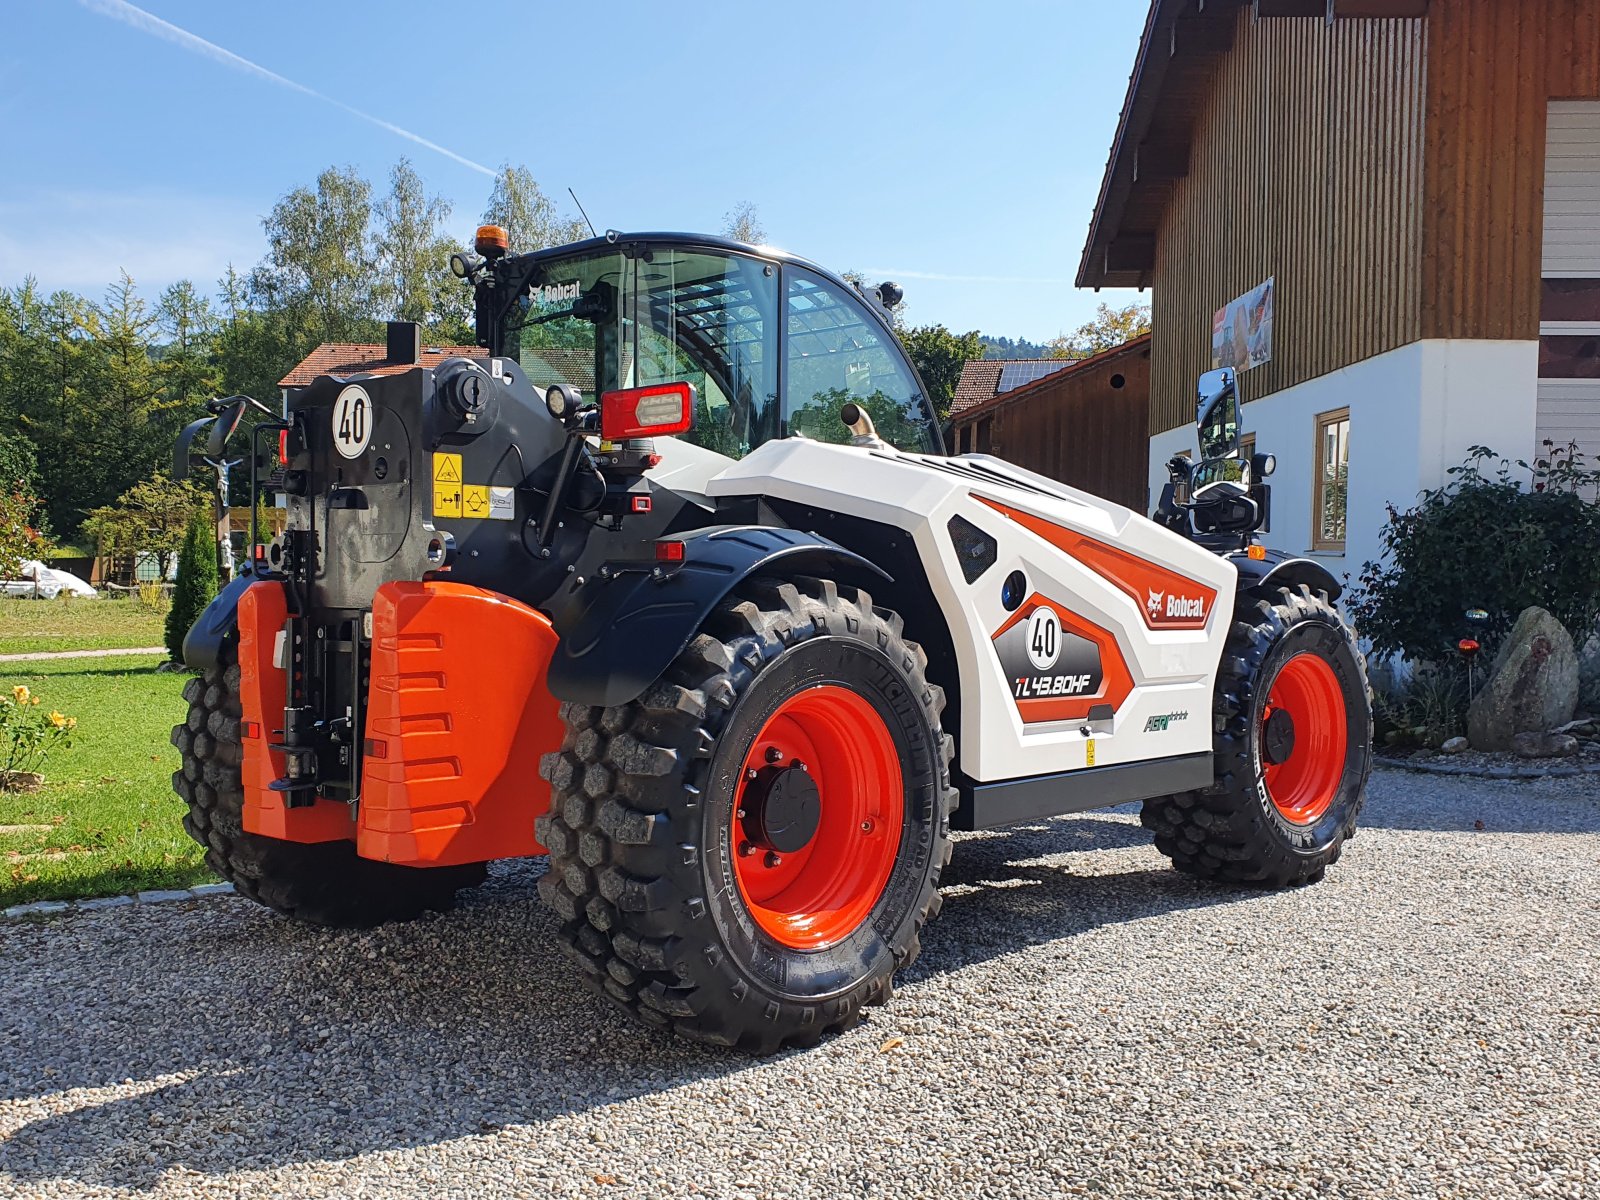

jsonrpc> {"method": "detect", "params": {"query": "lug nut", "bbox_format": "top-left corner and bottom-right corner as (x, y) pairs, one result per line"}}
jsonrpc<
(793, 760), (808, 772)
(861, 820), (873, 833)
(764, 851), (782, 868)
(736, 808), (746, 820)
(746, 768), (759, 781)
(738, 841), (755, 857)
(765, 746), (783, 763)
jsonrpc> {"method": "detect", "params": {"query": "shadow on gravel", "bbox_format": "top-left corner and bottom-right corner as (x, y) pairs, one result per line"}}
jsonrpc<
(0, 812), (1249, 1190)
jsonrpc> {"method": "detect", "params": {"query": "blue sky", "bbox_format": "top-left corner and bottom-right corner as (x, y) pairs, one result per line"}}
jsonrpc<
(2, 1), (1147, 342)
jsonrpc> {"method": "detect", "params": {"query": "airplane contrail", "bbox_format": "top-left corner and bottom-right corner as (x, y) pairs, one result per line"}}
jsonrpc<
(79, 0), (495, 177)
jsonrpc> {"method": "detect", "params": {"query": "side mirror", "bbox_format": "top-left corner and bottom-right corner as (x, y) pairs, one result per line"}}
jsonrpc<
(1195, 367), (1241, 461)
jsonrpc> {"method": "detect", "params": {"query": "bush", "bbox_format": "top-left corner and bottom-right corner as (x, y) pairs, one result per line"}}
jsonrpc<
(1, 683), (76, 788)
(137, 581), (171, 613)
(165, 508), (219, 663)
(1348, 443), (1600, 666)
(1371, 663), (1469, 749)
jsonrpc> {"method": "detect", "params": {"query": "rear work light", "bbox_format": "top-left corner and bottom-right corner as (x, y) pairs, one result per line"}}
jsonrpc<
(600, 381), (697, 441)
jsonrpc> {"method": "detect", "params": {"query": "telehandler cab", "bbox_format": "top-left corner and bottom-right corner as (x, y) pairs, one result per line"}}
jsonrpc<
(173, 227), (1371, 1052)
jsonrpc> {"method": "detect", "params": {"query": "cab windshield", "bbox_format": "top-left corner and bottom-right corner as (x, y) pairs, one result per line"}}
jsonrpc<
(501, 245), (938, 458)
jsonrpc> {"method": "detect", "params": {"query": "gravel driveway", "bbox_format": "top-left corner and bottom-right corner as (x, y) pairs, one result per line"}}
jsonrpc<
(2, 767), (1597, 1199)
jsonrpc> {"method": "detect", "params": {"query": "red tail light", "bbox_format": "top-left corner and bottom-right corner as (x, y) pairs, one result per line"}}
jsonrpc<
(278, 429), (289, 463)
(655, 540), (685, 562)
(601, 382), (696, 441)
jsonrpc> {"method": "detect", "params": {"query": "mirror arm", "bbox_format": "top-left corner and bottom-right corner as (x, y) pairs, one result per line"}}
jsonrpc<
(174, 416), (216, 481)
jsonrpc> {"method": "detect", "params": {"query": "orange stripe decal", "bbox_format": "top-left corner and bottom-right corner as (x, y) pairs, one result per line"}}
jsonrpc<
(976, 496), (1217, 631)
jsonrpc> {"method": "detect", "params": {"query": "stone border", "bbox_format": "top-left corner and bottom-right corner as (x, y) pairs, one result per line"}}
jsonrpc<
(2, 881), (235, 921)
(1377, 757), (1600, 780)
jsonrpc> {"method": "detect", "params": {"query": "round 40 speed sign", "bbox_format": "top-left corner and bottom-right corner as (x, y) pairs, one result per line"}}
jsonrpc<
(331, 385), (372, 459)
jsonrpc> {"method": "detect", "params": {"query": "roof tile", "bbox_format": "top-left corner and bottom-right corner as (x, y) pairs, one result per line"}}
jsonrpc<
(278, 343), (486, 389)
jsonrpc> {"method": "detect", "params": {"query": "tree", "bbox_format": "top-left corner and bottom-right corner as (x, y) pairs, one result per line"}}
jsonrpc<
(158, 279), (221, 412)
(20, 275), (178, 536)
(166, 506), (220, 662)
(0, 431), (45, 576)
(896, 324), (985, 425)
(214, 262), (295, 409)
(483, 165), (588, 253)
(373, 158), (467, 335)
(250, 165), (379, 345)
(0, 481), (47, 580)
(721, 201), (766, 244)
(0, 430), (39, 495)
(1047, 302), (1151, 359)
(82, 473), (206, 584)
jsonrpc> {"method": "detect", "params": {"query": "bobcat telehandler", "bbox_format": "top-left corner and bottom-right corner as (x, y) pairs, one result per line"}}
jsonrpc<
(173, 227), (1371, 1053)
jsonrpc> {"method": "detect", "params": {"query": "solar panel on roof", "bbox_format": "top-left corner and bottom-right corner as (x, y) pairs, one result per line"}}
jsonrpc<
(996, 360), (1075, 394)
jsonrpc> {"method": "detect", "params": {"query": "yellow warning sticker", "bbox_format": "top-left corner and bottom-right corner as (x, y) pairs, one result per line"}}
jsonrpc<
(463, 484), (489, 519)
(433, 484), (462, 518)
(1086, 738), (1096, 767)
(432, 453), (462, 518)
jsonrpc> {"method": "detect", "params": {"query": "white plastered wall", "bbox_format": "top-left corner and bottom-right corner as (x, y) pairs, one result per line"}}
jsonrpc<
(1148, 339), (1539, 591)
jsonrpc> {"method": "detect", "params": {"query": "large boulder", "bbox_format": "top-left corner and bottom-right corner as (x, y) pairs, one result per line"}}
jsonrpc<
(1466, 606), (1579, 751)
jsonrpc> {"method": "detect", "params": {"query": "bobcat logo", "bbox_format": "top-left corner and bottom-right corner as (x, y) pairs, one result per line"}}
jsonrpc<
(1146, 589), (1164, 619)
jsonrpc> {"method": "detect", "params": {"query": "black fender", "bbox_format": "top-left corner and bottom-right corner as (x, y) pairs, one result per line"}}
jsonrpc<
(1227, 547), (1342, 603)
(546, 525), (891, 707)
(181, 569), (262, 671)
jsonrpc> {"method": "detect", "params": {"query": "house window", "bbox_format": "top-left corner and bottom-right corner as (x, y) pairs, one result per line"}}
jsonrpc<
(1313, 409), (1350, 552)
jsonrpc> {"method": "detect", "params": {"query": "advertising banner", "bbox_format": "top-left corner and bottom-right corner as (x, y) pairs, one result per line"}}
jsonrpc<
(1211, 277), (1274, 373)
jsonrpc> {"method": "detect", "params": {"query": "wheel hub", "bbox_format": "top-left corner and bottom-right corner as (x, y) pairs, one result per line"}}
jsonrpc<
(1260, 651), (1349, 825)
(742, 763), (821, 854)
(1262, 708), (1296, 765)
(730, 685), (904, 950)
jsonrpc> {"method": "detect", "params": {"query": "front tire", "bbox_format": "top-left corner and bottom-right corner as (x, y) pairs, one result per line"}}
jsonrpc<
(537, 576), (955, 1053)
(1142, 585), (1372, 886)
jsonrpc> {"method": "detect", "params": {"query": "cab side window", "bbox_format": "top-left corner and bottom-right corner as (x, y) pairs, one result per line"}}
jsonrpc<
(782, 267), (935, 453)
(630, 250), (780, 459)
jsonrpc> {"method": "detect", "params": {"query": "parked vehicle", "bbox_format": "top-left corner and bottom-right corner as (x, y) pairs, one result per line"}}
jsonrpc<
(1, 560), (98, 600)
(171, 229), (1372, 1053)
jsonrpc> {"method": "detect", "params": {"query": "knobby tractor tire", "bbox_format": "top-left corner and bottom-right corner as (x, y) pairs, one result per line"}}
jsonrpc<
(537, 576), (955, 1054)
(170, 644), (486, 927)
(1142, 585), (1373, 887)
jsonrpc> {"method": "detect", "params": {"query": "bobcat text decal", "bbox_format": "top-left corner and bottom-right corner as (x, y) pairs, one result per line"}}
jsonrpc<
(977, 497), (1217, 631)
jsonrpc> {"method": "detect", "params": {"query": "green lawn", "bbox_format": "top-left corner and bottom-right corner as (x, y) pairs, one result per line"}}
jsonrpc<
(1, 653), (211, 906)
(0, 597), (168, 656)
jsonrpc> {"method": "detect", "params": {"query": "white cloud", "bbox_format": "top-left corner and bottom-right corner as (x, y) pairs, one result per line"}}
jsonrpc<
(78, 0), (494, 177)
(0, 189), (264, 295)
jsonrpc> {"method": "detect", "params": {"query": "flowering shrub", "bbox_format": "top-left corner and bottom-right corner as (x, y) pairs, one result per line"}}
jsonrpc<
(1, 684), (77, 785)
(1348, 443), (1600, 665)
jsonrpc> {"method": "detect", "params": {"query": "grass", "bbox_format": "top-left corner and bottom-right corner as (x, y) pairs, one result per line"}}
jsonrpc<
(0, 653), (210, 906)
(0, 596), (168, 656)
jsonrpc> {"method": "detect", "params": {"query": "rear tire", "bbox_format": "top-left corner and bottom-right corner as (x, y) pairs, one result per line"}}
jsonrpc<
(1142, 585), (1371, 886)
(537, 576), (955, 1053)
(171, 644), (486, 927)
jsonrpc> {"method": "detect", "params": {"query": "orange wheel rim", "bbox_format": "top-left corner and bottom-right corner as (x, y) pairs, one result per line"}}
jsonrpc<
(1261, 652), (1347, 825)
(730, 685), (903, 950)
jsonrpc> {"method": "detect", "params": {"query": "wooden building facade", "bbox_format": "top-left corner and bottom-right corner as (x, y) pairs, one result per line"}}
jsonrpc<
(948, 335), (1152, 510)
(1079, 0), (1600, 577)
